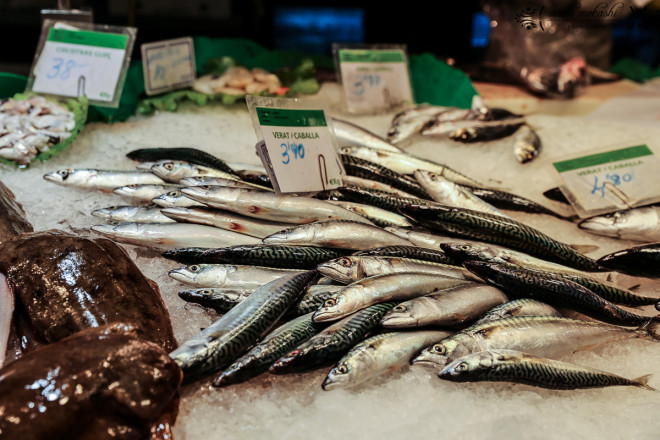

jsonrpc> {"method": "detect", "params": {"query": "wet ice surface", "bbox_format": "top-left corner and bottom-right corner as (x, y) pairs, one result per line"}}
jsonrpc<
(3, 86), (660, 440)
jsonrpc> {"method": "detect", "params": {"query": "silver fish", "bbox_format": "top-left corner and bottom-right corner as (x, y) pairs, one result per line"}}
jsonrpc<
(512, 124), (542, 164)
(161, 206), (292, 238)
(387, 105), (451, 144)
(43, 169), (165, 191)
(322, 330), (451, 390)
(263, 220), (413, 250)
(384, 226), (483, 251)
(313, 272), (473, 322)
(331, 117), (404, 153)
(179, 176), (272, 191)
(168, 264), (303, 288)
(151, 160), (239, 183)
(180, 186), (374, 225)
(380, 283), (508, 328)
(578, 206), (660, 242)
(317, 256), (479, 284)
(151, 190), (203, 208)
(413, 170), (508, 217)
(113, 183), (180, 203)
(91, 205), (175, 224)
(91, 221), (259, 250)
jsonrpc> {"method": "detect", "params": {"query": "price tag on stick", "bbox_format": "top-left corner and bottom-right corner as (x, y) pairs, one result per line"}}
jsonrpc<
(141, 37), (196, 96)
(552, 144), (660, 218)
(334, 44), (413, 114)
(247, 96), (344, 194)
(28, 20), (136, 107)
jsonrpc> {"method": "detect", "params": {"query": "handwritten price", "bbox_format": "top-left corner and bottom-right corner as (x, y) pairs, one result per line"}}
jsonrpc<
(281, 142), (305, 165)
(591, 171), (634, 197)
(352, 73), (381, 96)
(47, 58), (88, 81)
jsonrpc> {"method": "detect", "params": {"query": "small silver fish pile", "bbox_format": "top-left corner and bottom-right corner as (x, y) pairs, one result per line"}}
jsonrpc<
(0, 95), (76, 164)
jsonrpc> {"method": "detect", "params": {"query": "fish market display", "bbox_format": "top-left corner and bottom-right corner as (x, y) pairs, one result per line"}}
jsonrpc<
(579, 206), (660, 242)
(170, 270), (318, 382)
(438, 349), (653, 390)
(323, 330), (451, 390)
(0, 326), (182, 439)
(380, 283), (508, 328)
(262, 219), (413, 250)
(91, 221), (260, 250)
(0, 95), (76, 164)
(193, 66), (284, 96)
(598, 243), (660, 278)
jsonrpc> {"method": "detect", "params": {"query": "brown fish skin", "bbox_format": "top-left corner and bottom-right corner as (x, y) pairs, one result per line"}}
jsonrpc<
(0, 181), (33, 243)
(0, 230), (176, 352)
(0, 326), (182, 440)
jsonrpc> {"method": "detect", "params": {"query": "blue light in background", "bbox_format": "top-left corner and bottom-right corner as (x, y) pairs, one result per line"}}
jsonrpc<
(471, 11), (490, 48)
(274, 7), (365, 55)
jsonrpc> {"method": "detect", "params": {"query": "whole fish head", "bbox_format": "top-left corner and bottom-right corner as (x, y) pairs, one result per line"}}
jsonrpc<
(263, 224), (316, 246)
(151, 161), (193, 182)
(322, 361), (355, 390)
(316, 257), (363, 283)
(312, 289), (362, 322)
(91, 221), (141, 239)
(180, 176), (206, 186)
(578, 208), (659, 240)
(168, 264), (227, 287)
(440, 242), (504, 265)
(180, 185), (241, 206)
(91, 205), (122, 219)
(178, 288), (215, 301)
(412, 334), (471, 369)
(449, 128), (477, 142)
(113, 183), (141, 197)
(380, 302), (419, 328)
(43, 168), (78, 185)
(437, 350), (497, 382)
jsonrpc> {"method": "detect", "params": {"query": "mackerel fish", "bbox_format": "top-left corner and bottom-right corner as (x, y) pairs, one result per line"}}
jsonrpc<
(352, 245), (457, 266)
(474, 299), (562, 325)
(598, 243), (660, 278)
(578, 206), (660, 242)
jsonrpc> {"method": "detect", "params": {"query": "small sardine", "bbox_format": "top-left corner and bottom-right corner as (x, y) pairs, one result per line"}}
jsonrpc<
(380, 283), (508, 328)
(512, 124), (542, 164)
(439, 349), (654, 390)
(91, 221), (259, 250)
(44, 169), (165, 191)
(323, 330), (452, 390)
(262, 220), (413, 250)
(169, 264), (303, 288)
(91, 205), (175, 224)
(313, 272), (473, 322)
(578, 206), (660, 242)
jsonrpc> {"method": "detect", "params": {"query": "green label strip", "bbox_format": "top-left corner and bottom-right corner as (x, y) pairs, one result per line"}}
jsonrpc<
(256, 107), (327, 127)
(339, 49), (405, 63)
(47, 28), (129, 49)
(553, 144), (653, 173)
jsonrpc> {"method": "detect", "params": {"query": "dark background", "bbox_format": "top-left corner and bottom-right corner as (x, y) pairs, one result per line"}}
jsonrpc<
(0, 0), (658, 76)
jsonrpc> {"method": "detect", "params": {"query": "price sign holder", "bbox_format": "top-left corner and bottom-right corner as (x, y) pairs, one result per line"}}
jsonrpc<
(333, 43), (413, 115)
(141, 37), (196, 96)
(247, 95), (345, 195)
(27, 19), (136, 108)
(552, 142), (660, 218)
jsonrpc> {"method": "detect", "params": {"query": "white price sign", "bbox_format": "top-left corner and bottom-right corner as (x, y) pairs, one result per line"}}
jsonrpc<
(141, 37), (196, 96)
(553, 144), (660, 218)
(336, 47), (413, 114)
(29, 22), (136, 107)
(252, 106), (344, 194)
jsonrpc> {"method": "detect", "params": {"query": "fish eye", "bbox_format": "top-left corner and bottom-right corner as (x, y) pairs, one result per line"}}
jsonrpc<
(168, 191), (180, 197)
(107, 205), (118, 210)
(164, 163), (174, 170)
(58, 169), (70, 177)
(127, 184), (139, 189)
(335, 363), (349, 374)
(455, 362), (469, 372)
(201, 289), (212, 294)
(433, 344), (446, 354)
(189, 265), (201, 273)
(393, 304), (407, 312)
(108, 220), (121, 226)
(338, 257), (352, 267)
(324, 298), (337, 308)
(200, 185), (211, 190)
(460, 245), (471, 251)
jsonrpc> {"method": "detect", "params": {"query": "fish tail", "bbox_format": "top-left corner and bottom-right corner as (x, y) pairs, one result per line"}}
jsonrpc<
(638, 317), (660, 341)
(633, 374), (655, 391)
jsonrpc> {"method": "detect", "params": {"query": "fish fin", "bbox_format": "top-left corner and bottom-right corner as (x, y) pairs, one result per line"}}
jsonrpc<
(628, 284), (641, 292)
(633, 374), (655, 391)
(568, 244), (599, 254)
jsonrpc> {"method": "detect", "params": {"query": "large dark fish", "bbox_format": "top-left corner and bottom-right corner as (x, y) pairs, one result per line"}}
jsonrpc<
(399, 204), (603, 271)
(0, 325), (182, 440)
(598, 243), (660, 279)
(0, 230), (176, 353)
(126, 146), (236, 175)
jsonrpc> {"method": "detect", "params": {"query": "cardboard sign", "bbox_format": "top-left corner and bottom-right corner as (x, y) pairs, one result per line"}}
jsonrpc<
(141, 37), (196, 95)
